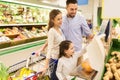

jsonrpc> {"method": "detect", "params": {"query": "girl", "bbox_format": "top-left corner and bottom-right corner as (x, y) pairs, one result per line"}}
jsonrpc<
(42, 9), (65, 80)
(56, 40), (84, 80)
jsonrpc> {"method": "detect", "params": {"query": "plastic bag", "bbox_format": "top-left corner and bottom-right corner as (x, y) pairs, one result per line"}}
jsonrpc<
(77, 55), (83, 66)
(38, 75), (51, 80)
(70, 59), (97, 80)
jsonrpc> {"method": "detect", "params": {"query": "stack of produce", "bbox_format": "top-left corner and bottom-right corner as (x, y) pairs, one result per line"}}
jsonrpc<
(103, 51), (120, 80)
(11, 67), (35, 80)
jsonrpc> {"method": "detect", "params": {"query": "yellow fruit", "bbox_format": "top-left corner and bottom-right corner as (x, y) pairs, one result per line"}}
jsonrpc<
(81, 61), (93, 73)
(27, 69), (32, 75)
(12, 76), (22, 80)
(20, 67), (26, 76)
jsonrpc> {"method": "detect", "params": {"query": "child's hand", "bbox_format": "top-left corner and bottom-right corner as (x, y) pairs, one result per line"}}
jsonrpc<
(80, 48), (87, 55)
(63, 78), (67, 80)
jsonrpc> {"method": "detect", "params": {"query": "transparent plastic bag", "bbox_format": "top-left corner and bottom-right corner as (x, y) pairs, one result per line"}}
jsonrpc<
(70, 59), (97, 80)
(38, 75), (50, 80)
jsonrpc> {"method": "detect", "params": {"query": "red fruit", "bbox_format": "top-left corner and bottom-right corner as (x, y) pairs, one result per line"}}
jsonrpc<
(32, 75), (38, 80)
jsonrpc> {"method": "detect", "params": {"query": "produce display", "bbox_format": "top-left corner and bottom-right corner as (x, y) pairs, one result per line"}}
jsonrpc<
(0, 1), (50, 49)
(0, 26), (48, 49)
(0, 26), (47, 40)
(102, 39), (120, 80)
(103, 51), (120, 80)
(0, 1), (67, 49)
(112, 19), (120, 39)
(0, 1), (50, 24)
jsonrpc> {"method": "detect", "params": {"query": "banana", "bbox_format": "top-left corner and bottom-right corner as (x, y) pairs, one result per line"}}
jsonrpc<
(12, 76), (22, 80)
(28, 69), (32, 75)
(20, 67), (26, 77)
(26, 68), (33, 76)
(20, 68), (24, 76)
(18, 67), (34, 78)
(28, 69), (33, 76)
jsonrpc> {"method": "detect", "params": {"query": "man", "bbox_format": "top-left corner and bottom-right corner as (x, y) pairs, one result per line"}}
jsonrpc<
(61, 0), (94, 52)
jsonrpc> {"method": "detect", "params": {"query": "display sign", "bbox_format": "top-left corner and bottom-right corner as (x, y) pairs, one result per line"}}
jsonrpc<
(102, 0), (120, 18)
(78, 0), (88, 5)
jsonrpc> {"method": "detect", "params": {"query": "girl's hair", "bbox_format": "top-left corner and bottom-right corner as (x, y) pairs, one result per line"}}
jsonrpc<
(66, 0), (78, 6)
(48, 9), (61, 31)
(59, 40), (72, 58)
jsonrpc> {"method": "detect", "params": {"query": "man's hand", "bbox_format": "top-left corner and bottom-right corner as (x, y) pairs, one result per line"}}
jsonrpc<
(88, 34), (94, 40)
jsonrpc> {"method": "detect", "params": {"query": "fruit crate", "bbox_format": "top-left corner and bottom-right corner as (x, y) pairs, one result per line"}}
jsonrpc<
(10, 39), (26, 46)
(33, 36), (47, 41)
(101, 39), (120, 80)
(0, 41), (11, 49)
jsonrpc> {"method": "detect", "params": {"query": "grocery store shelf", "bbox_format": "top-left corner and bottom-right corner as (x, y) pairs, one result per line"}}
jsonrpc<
(0, 39), (46, 56)
(0, 39), (46, 69)
(0, 23), (47, 27)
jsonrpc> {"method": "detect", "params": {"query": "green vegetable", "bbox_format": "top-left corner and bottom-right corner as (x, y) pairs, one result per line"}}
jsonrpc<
(0, 63), (9, 80)
(71, 76), (76, 80)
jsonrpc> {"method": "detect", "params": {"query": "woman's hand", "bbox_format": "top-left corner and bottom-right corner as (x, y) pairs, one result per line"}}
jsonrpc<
(40, 60), (49, 76)
(39, 66), (48, 77)
(35, 49), (42, 56)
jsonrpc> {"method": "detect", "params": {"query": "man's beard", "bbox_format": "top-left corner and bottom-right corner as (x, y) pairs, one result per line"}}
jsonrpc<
(67, 14), (75, 18)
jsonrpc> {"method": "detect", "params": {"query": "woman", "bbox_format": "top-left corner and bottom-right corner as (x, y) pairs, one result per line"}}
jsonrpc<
(42, 9), (65, 80)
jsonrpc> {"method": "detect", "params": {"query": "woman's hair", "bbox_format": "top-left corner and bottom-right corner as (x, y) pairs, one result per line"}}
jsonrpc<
(66, 0), (78, 6)
(48, 9), (61, 31)
(59, 40), (72, 58)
